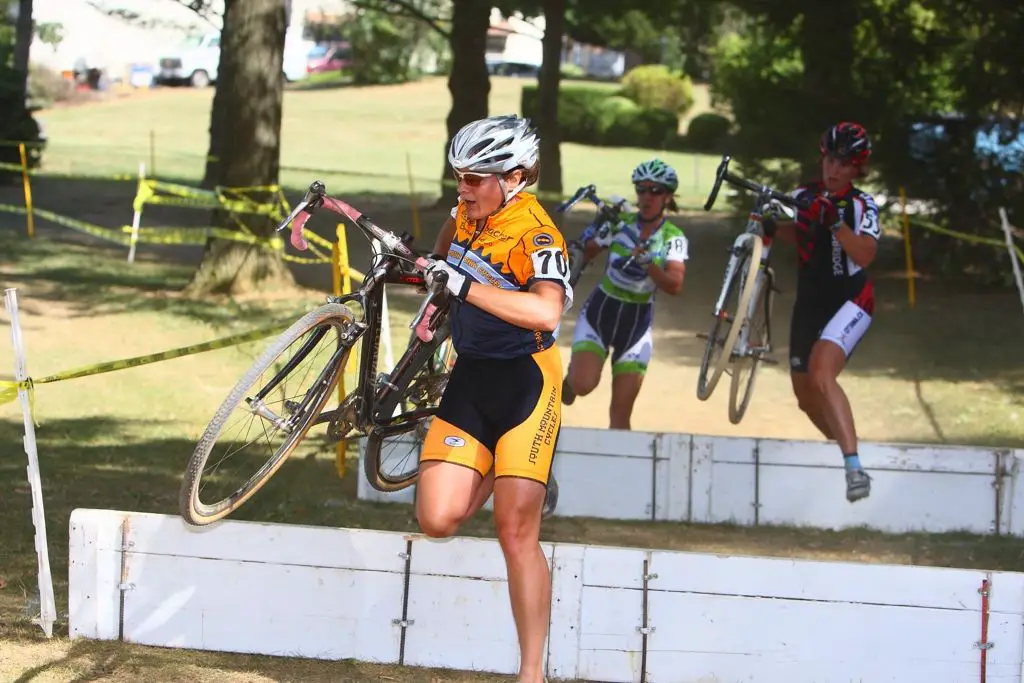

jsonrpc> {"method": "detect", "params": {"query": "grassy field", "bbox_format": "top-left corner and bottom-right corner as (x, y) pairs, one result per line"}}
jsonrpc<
(26, 76), (725, 207)
(1, 76), (1023, 681)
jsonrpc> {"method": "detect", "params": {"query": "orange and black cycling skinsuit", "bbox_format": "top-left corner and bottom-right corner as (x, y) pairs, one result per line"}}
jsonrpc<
(419, 192), (574, 485)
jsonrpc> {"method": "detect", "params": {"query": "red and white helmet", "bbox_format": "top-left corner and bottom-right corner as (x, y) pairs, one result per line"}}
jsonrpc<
(820, 122), (872, 166)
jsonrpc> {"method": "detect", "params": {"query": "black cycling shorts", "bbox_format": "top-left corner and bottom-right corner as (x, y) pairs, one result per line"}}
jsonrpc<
(789, 282), (875, 373)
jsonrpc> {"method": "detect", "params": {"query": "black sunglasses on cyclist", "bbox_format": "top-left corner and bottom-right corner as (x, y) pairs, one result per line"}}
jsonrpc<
(635, 183), (668, 196)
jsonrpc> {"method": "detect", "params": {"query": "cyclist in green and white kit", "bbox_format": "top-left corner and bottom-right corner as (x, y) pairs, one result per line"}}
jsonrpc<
(562, 159), (688, 430)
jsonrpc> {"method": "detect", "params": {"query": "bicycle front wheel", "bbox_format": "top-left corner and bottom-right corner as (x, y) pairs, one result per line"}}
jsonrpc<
(696, 234), (763, 401)
(728, 266), (775, 424)
(179, 303), (355, 526)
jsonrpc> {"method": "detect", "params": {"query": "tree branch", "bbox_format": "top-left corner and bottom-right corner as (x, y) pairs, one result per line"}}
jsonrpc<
(86, 0), (220, 31)
(348, 0), (451, 39)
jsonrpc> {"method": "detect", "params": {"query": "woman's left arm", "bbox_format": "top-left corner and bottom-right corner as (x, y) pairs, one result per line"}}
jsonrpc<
(463, 280), (566, 332)
(646, 261), (685, 295)
(834, 197), (881, 268)
(834, 225), (878, 267)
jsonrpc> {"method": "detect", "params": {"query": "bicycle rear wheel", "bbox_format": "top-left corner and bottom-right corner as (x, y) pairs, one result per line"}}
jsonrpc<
(179, 303), (355, 526)
(696, 235), (763, 401)
(363, 335), (454, 493)
(728, 266), (775, 424)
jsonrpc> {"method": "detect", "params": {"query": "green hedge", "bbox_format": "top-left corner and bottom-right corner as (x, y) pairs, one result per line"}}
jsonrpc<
(521, 84), (678, 150)
(685, 113), (732, 152)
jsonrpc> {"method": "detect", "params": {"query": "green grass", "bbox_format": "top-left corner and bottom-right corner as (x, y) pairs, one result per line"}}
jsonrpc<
(29, 76), (726, 208)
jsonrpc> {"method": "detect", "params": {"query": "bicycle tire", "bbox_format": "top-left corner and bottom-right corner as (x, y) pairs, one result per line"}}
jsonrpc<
(728, 266), (775, 424)
(179, 303), (355, 526)
(363, 333), (454, 493)
(696, 234), (763, 401)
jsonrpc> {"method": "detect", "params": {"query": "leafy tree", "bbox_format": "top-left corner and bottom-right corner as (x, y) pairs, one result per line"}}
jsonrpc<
(713, 0), (1024, 282)
(565, 0), (733, 79)
(1, 0), (46, 177)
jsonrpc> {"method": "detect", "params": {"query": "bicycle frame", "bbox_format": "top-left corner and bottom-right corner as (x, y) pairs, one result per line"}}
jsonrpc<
(555, 184), (634, 284)
(704, 155), (810, 358)
(275, 181), (453, 437)
(713, 206), (773, 357)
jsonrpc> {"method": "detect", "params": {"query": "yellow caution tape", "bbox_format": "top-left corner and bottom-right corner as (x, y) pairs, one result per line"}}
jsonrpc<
(0, 320), (292, 409)
(0, 203), (131, 245)
(908, 216), (1024, 263)
(0, 203), (331, 264)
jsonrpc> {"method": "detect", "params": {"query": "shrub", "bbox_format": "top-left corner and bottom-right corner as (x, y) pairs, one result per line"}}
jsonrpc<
(521, 84), (678, 149)
(620, 64), (694, 116)
(560, 63), (585, 79)
(521, 84), (613, 145)
(686, 113), (732, 152)
(346, 10), (421, 84)
(599, 101), (678, 149)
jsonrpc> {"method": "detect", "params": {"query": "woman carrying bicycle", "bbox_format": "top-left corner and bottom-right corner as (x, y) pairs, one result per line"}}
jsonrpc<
(418, 114), (573, 683)
(561, 159), (688, 430)
(760, 121), (879, 503)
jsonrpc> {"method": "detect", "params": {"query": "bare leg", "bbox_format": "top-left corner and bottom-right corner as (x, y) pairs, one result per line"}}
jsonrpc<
(563, 349), (604, 404)
(609, 371), (644, 430)
(790, 371), (835, 440)
(807, 339), (871, 502)
(415, 461), (488, 538)
(493, 477), (550, 683)
(808, 340), (857, 454)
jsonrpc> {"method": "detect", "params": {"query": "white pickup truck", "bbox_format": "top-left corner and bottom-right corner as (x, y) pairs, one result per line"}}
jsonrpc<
(155, 28), (314, 87)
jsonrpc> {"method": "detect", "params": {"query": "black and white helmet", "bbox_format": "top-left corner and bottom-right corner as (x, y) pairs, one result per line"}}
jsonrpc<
(447, 114), (540, 175)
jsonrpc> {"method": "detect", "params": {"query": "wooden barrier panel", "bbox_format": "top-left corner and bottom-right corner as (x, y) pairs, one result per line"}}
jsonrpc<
(358, 428), (1024, 537)
(69, 509), (1024, 682)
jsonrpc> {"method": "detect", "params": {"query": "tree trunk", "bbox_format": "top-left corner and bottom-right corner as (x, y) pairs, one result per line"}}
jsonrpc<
(185, 0), (293, 298)
(536, 0), (564, 197)
(13, 0), (32, 98)
(201, 0), (233, 189)
(435, 0), (491, 208)
(798, 1), (857, 180)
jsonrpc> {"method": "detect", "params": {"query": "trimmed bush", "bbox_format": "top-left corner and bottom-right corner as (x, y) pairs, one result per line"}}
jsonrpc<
(686, 113), (732, 151)
(521, 84), (678, 150)
(620, 64), (694, 116)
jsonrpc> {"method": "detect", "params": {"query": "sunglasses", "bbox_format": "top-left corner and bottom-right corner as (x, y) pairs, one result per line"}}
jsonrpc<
(453, 169), (495, 188)
(635, 184), (668, 196)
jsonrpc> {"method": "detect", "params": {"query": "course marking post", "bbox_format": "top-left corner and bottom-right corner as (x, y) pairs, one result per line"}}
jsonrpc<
(4, 288), (56, 638)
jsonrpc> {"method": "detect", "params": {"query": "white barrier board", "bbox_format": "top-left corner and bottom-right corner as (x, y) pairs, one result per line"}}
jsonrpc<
(70, 508), (1024, 682)
(358, 427), (1024, 537)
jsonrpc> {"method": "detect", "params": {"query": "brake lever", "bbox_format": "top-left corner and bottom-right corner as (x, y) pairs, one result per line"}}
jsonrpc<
(410, 270), (449, 343)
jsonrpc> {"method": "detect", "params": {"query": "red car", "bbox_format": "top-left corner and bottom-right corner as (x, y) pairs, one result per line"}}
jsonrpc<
(306, 42), (352, 74)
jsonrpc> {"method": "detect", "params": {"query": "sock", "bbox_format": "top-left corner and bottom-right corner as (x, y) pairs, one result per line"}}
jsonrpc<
(843, 453), (862, 471)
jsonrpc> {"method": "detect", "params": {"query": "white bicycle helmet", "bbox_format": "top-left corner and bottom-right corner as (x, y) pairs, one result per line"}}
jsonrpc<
(632, 158), (679, 193)
(448, 114), (540, 204)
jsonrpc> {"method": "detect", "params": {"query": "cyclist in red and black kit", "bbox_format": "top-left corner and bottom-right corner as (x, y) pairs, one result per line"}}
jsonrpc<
(761, 122), (879, 503)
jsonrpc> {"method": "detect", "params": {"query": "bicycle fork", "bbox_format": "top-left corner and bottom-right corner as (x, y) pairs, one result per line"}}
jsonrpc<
(712, 234), (771, 360)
